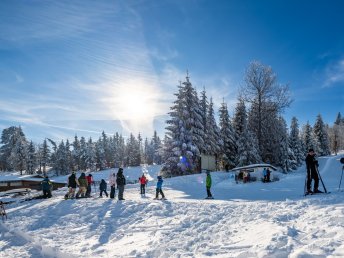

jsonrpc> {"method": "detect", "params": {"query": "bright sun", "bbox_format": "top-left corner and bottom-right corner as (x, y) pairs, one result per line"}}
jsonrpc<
(109, 79), (160, 123)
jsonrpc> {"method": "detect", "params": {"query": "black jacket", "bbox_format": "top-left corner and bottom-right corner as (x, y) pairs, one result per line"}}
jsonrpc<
(305, 154), (318, 175)
(99, 180), (107, 191)
(68, 174), (77, 188)
(116, 172), (126, 186)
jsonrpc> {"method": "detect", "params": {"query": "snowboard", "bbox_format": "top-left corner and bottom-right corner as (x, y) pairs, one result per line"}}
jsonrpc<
(304, 191), (330, 196)
(153, 198), (167, 200)
(205, 197), (214, 199)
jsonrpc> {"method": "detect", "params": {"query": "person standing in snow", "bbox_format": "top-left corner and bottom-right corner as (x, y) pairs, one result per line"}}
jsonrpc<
(154, 176), (165, 200)
(116, 168), (126, 200)
(262, 168), (268, 182)
(66, 172), (78, 199)
(41, 176), (52, 198)
(99, 179), (108, 197)
(305, 148), (321, 194)
(205, 171), (213, 199)
(109, 172), (116, 199)
(85, 173), (93, 197)
(139, 174), (148, 196)
(76, 172), (88, 198)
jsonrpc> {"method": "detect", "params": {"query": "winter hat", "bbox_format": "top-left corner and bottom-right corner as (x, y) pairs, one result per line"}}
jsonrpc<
(308, 148), (314, 153)
(89, 174), (92, 177)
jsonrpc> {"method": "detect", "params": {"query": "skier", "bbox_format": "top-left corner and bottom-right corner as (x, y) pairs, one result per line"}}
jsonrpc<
(85, 173), (93, 197)
(116, 168), (126, 200)
(109, 172), (116, 199)
(205, 171), (213, 199)
(154, 175), (165, 200)
(99, 179), (108, 197)
(65, 172), (78, 199)
(41, 176), (52, 198)
(76, 172), (88, 198)
(139, 174), (148, 196)
(305, 148), (321, 194)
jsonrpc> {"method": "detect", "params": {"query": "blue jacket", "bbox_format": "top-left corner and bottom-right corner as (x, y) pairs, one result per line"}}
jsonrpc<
(156, 178), (163, 189)
(41, 178), (52, 191)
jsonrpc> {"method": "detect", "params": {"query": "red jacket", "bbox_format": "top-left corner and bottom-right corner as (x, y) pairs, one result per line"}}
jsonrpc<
(139, 176), (147, 185)
(86, 175), (93, 185)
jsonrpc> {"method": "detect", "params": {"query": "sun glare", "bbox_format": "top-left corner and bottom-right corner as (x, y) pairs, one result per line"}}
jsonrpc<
(109, 79), (160, 124)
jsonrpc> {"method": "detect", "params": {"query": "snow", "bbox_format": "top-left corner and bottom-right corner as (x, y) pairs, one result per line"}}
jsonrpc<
(1, 155), (344, 257)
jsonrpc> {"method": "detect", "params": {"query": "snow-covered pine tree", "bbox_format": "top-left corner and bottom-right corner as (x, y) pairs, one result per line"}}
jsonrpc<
(162, 74), (204, 176)
(72, 135), (81, 171)
(8, 127), (28, 175)
(199, 87), (208, 154)
(26, 141), (37, 174)
(41, 139), (50, 174)
(301, 122), (315, 155)
(95, 137), (106, 171)
(79, 136), (87, 171)
(232, 98), (247, 138)
(275, 117), (296, 172)
(54, 140), (68, 176)
(86, 137), (96, 171)
(329, 112), (344, 155)
(206, 98), (221, 156)
(0, 126), (27, 172)
(218, 100), (237, 169)
(65, 139), (73, 173)
(313, 114), (331, 156)
(236, 126), (261, 166)
(152, 130), (162, 165)
(289, 117), (304, 166)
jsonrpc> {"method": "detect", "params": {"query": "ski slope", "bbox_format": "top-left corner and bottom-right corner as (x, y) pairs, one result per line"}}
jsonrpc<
(1, 155), (344, 258)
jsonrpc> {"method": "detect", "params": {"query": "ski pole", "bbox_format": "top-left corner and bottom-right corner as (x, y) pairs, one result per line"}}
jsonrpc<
(316, 165), (327, 193)
(339, 166), (344, 191)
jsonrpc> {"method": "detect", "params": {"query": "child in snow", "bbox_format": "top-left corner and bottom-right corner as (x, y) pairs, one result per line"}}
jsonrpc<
(41, 176), (52, 198)
(109, 172), (116, 199)
(99, 179), (108, 197)
(116, 168), (126, 200)
(139, 174), (148, 196)
(76, 172), (88, 198)
(206, 171), (213, 199)
(155, 176), (165, 200)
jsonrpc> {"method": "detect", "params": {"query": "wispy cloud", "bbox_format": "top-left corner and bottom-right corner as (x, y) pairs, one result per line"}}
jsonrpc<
(324, 58), (344, 87)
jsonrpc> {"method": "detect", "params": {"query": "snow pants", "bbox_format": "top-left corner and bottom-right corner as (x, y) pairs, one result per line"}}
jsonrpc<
(100, 189), (108, 197)
(76, 186), (87, 198)
(156, 188), (165, 199)
(140, 184), (146, 195)
(307, 170), (319, 192)
(110, 185), (116, 199)
(206, 187), (212, 198)
(86, 185), (91, 197)
(43, 189), (52, 198)
(118, 185), (125, 200)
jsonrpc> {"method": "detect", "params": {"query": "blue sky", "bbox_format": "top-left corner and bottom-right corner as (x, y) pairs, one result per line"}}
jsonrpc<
(0, 0), (343, 143)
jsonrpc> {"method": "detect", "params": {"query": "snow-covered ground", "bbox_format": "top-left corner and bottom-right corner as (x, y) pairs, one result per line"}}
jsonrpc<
(1, 155), (344, 257)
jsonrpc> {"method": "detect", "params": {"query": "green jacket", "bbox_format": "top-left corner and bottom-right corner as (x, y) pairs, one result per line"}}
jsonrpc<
(206, 174), (212, 188)
(78, 177), (88, 188)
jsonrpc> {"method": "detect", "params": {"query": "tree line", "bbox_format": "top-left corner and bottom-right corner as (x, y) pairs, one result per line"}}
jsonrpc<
(161, 61), (344, 176)
(0, 61), (343, 177)
(0, 129), (163, 175)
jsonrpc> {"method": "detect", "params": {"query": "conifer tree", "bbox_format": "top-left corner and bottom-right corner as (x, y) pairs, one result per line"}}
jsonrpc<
(218, 101), (237, 169)
(162, 74), (204, 176)
(289, 117), (304, 166)
(26, 141), (37, 174)
(313, 114), (331, 156)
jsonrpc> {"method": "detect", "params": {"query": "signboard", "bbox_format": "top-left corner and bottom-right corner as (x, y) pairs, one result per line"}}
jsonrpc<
(201, 154), (216, 171)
